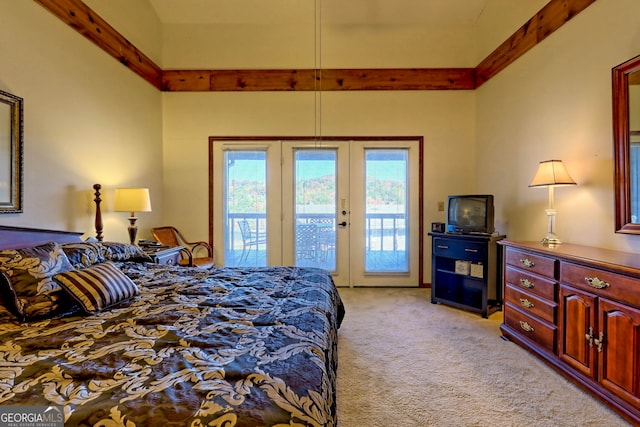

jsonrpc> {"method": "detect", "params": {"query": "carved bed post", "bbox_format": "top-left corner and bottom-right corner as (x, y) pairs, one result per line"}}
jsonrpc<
(93, 183), (104, 241)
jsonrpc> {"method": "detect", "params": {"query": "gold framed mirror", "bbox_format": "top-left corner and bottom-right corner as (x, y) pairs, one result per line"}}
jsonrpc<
(613, 54), (640, 233)
(0, 89), (23, 213)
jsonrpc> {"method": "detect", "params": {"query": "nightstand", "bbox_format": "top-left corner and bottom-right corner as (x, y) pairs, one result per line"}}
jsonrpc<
(143, 246), (184, 266)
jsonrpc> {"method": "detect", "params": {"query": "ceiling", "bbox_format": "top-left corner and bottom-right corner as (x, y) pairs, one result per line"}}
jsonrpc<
(53, 0), (572, 90)
(148, 0), (491, 26)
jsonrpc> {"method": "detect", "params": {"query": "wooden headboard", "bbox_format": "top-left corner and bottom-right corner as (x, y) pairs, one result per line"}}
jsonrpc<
(0, 226), (83, 250)
(0, 183), (105, 250)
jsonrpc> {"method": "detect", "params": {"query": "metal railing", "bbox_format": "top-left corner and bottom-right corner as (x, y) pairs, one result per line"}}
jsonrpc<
(365, 213), (406, 251)
(226, 212), (406, 252)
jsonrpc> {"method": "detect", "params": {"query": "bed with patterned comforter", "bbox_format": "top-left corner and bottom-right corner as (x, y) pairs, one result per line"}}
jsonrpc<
(0, 244), (344, 427)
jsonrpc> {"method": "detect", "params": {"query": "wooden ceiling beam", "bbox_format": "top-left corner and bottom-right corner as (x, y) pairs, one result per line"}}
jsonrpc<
(322, 68), (476, 91)
(476, 0), (596, 87)
(34, 0), (163, 90)
(162, 68), (476, 92)
(34, 0), (596, 92)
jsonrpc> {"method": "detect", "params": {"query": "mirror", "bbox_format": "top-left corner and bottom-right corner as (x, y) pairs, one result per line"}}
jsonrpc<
(613, 54), (640, 233)
(0, 90), (23, 214)
(0, 90), (22, 213)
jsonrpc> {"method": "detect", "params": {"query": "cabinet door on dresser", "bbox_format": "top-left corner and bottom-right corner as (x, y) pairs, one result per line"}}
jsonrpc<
(598, 298), (640, 408)
(561, 261), (640, 409)
(558, 285), (598, 378)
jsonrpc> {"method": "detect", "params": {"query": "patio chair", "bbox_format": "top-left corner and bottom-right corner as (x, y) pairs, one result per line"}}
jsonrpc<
(310, 218), (336, 261)
(238, 219), (267, 263)
(296, 223), (319, 261)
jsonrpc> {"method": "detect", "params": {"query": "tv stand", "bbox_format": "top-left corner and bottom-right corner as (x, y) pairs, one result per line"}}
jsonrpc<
(429, 232), (505, 318)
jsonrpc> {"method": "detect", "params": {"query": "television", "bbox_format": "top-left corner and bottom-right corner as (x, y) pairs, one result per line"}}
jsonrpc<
(446, 194), (495, 234)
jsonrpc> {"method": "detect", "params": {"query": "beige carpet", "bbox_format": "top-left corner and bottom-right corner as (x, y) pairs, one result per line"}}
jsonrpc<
(336, 288), (631, 427)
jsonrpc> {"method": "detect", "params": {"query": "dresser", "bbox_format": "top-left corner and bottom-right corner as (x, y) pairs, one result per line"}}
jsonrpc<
(499, 241), (640, 425)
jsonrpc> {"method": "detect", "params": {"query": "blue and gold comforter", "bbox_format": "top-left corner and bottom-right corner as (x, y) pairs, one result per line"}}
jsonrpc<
(0, 264), (344, 427)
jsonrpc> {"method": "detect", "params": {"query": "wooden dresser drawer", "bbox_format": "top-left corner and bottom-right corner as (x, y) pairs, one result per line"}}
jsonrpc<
(504, 304), (557, 353)
(505, 248), (557, 279)
(505, 284), (556, 324)
(433, 237), (485, 263)
(504, 266), (557, 300)
(560, 262), (640, 309)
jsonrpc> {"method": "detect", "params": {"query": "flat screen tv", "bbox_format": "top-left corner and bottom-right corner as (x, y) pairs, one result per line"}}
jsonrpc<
(446, 194), (495, 234)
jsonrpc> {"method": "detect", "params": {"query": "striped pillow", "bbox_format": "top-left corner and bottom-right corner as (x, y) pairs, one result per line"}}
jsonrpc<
(54, 261), (139, 314)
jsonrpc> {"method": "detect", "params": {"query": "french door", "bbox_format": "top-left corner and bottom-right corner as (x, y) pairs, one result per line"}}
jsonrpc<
(211, 137), (422, 287)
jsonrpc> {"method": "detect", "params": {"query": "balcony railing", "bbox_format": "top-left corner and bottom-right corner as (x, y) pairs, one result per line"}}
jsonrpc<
(225, 212), (407, 270)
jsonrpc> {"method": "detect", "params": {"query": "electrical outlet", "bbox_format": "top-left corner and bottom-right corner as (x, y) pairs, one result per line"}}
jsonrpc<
(437, 201), (445, 211)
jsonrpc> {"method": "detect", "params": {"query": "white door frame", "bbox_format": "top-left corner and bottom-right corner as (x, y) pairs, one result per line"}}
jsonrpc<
(209, 136), (424, 287)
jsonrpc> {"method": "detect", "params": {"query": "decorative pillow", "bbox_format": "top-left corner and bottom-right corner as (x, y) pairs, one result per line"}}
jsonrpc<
(0, 275), (17, 321)
(54, 261), (139, 314)
(62, 242), (107, 269)
(101, 242), (152, 262)
(0, 242), (76, 321)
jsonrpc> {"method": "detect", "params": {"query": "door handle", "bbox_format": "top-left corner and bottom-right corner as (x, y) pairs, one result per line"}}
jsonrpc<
(338, 221), (348, 227)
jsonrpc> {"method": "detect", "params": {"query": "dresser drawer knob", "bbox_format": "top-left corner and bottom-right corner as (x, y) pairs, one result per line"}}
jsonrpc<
(585, 326), (594, 348)
(519, 298), (534, 309)
(519, 278), (534, 289)
(519, 321), (534, 333)
(594, 331), (605, 353)
(520, 258), (535, 268)
(585, 277), (610, 289)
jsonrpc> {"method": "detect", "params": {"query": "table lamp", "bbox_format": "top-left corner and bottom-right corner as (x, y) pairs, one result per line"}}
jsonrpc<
(529, 160), (576, 246)
(114, 188), (152, 244)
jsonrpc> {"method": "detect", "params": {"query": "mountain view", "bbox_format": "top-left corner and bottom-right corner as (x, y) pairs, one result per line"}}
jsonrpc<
(228, 175), (405, 212)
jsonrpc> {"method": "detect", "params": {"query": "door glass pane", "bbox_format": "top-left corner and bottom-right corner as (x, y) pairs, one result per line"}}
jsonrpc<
(294, 149), (336, 271)
(365, 149), (408, 272)
(225, 151), (267, 266)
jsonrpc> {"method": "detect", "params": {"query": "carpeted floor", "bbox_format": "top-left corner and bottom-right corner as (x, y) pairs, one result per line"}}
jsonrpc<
(336, 287), (632, 427)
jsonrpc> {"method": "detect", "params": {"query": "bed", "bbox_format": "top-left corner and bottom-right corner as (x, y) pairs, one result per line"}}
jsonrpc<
(0, 209), (344, 426)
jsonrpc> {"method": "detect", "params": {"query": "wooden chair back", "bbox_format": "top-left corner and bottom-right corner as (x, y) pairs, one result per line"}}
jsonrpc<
(151, 226), (214, 268)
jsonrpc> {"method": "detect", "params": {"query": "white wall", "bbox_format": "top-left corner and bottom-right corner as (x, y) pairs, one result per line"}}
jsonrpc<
(476, 0), (640, 251)
(161, 0), (640, 278)
(159, 6), (488, 278)
(160, 3), (485, 69)
(0, 1), (163, 242)
(161, 90), (476, 270)
(6, 0), (640, 280)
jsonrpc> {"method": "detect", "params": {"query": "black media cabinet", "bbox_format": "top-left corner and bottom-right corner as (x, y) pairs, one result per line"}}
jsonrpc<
(429, 232), (505, 318)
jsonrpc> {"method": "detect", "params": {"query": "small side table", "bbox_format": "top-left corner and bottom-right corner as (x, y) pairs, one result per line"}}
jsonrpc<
(429, 232), (505, 318)
(143, 246), (184, 266)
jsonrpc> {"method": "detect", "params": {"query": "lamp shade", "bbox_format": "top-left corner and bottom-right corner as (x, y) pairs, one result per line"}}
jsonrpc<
(114, 188), (152, 213)
(529, 160), (577, 187)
